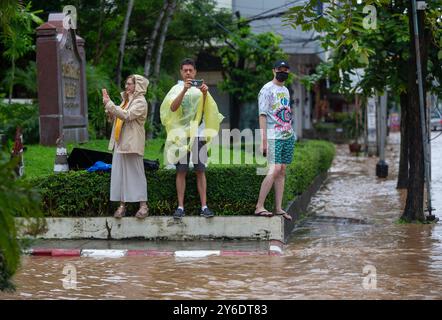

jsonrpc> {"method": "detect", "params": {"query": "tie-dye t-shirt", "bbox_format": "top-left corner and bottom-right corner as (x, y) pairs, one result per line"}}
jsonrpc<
(258, 81), (295, 140)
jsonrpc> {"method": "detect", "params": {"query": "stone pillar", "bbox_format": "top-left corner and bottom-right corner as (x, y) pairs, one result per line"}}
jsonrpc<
(36, 13), (88, 146)
(303, 85), (312, 130)
(366, 95), (377, 156)
(293, 82), (303, 139)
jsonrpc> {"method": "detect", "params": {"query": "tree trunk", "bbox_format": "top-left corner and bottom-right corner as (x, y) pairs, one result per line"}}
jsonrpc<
(229, 56), (245, 130)
(152, 0), (177, 79)
(401, 3), (428, 222)
(93, 0), (105, 65)
(228, 17), (247, 130)
(230, 94), (242, 130)
(143, 0), (168, 78)
(115, 0), (135, 87)
(92, 30), (121, 65)
(8, 58), (15, 104)
(397, 92), (409, 189)
(147, 0), (177, 139)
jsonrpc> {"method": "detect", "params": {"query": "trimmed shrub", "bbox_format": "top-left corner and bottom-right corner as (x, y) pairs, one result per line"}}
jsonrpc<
(30, 140), (335, 217)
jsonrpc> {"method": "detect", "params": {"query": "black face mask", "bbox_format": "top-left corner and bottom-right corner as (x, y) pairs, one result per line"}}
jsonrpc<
(275, 71), (289, 82)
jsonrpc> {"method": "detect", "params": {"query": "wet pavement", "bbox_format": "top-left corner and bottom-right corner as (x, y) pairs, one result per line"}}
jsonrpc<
(1, 132), (442, 299)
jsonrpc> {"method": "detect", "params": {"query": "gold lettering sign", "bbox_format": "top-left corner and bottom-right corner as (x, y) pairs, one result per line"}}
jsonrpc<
(64, 102), (79, 108)
(62, 61), (80, 79)
(64, 82), (78, 99)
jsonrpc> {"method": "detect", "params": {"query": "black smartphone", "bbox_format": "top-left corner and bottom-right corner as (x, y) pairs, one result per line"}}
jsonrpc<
(190, 79), (203, 87)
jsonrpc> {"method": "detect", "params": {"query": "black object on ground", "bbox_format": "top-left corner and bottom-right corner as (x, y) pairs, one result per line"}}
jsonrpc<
(376, 160), (389, 178)
(67, 148), (159, 171)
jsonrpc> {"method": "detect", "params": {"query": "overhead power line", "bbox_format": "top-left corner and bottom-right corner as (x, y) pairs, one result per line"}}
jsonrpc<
(244, 0), (305, 21)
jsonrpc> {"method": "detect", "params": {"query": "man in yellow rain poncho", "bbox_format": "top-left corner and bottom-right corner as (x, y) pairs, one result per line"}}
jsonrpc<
(160, 58), (224, 219)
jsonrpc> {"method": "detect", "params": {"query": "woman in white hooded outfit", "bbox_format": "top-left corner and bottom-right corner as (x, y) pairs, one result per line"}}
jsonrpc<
(102, 74), (149, 219)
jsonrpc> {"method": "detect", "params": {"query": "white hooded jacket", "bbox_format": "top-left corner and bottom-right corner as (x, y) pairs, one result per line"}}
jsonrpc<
(105, 74), (149, 156)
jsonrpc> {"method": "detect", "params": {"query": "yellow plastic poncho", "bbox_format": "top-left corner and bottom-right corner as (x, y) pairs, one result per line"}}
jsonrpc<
(160, 83), (224, 165)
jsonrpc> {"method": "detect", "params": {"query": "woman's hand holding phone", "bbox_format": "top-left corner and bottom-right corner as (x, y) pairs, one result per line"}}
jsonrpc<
(102, 88), (110, 105)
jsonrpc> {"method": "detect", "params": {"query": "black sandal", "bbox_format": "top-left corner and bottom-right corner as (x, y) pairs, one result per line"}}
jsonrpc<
(254, 210), (273, 217)
(275, 211), (292, 221)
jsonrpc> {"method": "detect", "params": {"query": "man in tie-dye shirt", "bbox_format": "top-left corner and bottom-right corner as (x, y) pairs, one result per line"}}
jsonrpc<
(254, 60), (296, 220)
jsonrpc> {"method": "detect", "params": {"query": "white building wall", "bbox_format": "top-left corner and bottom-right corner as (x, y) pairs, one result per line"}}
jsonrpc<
(232, 0), (323, 56)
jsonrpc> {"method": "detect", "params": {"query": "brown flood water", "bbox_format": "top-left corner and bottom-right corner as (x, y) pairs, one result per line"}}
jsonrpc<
(1, 132), (442, 299)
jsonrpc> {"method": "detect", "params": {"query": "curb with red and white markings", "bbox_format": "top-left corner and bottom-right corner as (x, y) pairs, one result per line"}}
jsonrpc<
(25, 240), (284, 258)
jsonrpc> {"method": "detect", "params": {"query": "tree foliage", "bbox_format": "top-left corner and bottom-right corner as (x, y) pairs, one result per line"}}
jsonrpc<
(0, 1), (42, 102)
(286, 0), (442, 222)
(218, 22), (288, 104)
(286, 0), (442, 98)
(0, 152), (43, 291)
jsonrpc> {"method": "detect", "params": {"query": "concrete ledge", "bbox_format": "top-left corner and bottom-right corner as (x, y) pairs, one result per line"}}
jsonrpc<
(17, 216), (284, 242)
(16, 172), (328, 242)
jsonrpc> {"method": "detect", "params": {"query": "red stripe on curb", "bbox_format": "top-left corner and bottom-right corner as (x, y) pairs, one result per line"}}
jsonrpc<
(220, 250), (270, 256)
(51, 249), (81, 257)
(29, 248), (81, 257)
(31, 249), (53, 256)
(126, 250), (174, 256)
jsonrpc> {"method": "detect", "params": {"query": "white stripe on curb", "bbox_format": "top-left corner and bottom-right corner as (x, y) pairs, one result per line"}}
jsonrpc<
(174, 250), (221, 258)
(269, 245), (283, 254)
(22, 249), (33, 255)
(81, 249), (127, 258)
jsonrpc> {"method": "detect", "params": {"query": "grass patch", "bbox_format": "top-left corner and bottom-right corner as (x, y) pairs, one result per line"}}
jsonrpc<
(24, 139), (263, 179)
(24, 139), (166, 179)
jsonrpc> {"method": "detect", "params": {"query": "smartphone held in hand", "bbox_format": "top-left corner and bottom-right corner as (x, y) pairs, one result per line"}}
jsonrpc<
(190, 79), (203, 87)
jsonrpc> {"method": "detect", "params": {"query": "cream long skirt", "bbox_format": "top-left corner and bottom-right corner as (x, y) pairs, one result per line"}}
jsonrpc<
(110, 152), (147, 202)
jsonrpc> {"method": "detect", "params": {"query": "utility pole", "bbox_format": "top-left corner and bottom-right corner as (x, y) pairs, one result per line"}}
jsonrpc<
(411, 0), (435, 220)
(376, 90), (388, 178)
(366, 94), (377, 156)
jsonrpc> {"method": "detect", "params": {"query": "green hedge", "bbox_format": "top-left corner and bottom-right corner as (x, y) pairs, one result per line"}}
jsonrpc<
(30, 140), (335, 217)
